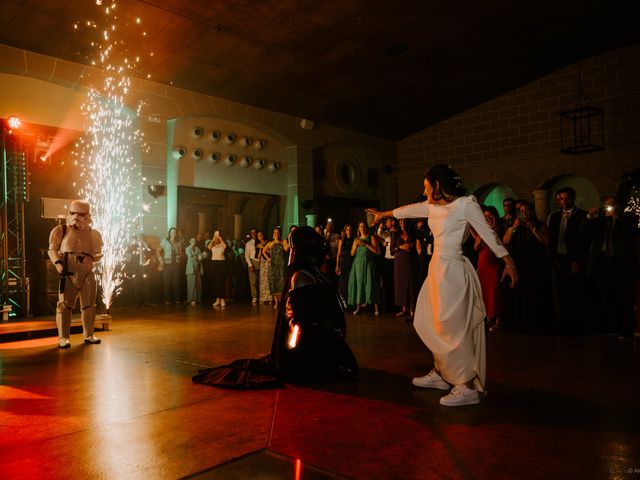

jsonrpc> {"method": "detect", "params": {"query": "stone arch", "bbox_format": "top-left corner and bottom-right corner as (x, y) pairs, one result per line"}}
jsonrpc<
(533, 157), (617, 195)
(473, 183), (518, 216)
(471, 170), (530, 200)
(233, 195), (251, 216)
(542, 173), (601, 211)
(262, 197), (280, 232)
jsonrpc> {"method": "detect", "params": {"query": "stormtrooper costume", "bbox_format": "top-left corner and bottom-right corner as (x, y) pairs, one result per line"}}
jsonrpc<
(48, 200), (104, 349)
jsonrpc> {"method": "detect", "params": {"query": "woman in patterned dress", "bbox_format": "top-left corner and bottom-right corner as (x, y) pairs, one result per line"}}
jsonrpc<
(262, 227), (289, 309)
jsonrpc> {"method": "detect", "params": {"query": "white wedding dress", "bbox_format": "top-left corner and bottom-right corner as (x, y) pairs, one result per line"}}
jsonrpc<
(394, 195), (508, 391)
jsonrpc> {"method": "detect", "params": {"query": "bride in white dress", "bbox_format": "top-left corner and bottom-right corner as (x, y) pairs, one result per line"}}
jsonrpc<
(368, 165), (518, 406)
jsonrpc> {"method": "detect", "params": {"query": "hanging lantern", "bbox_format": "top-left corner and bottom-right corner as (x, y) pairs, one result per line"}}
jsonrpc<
(559, 65), (605, 154)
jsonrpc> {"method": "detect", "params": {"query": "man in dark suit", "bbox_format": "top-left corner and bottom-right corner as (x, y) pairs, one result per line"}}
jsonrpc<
(586, 196), (638, 339)
(548, 187), (589, 333)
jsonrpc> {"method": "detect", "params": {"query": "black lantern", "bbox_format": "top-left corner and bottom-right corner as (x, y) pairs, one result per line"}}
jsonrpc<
(559, 65), (605, 154)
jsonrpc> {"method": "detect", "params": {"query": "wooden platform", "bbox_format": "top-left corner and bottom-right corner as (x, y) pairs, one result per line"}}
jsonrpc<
(0, 314), (111, 341)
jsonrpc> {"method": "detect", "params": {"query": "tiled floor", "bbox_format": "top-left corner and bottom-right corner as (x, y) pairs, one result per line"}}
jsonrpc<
(0, 304), (639, 479)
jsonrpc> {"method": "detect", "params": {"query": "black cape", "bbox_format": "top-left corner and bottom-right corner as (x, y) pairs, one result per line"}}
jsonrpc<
(192, 267), (358, 388)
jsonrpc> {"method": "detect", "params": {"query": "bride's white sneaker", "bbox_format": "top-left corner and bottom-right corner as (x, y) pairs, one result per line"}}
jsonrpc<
(439, 384), (480, 406)
(412, 369), (450, 390)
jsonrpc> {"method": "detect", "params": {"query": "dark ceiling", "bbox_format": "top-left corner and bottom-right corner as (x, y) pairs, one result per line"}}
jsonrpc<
(1, 0), (638, 139)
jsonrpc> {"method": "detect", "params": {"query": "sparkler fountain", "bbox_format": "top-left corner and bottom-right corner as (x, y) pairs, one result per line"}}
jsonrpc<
(73, 1), (148, 311)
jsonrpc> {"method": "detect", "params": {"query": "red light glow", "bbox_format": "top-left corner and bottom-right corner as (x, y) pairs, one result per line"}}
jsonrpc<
(288, 325), (300, 349)
(294, 458), (302, 480)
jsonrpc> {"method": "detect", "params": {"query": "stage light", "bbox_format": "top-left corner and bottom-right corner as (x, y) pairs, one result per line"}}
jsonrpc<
(147, 184), (166, 198)
(7, 115), (21, 130)
(267, 161), (280, 172)
(33, 149), (51, 168)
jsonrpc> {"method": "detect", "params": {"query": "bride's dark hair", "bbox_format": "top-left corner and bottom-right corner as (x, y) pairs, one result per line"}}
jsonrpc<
(425, 164), (466, 201)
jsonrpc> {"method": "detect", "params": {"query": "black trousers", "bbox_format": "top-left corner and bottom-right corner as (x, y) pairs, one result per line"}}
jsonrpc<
(592, 256), (635, 336)
(381, 258), (395, 310)
(553, 255), (586, 333)
(162, 262), (181, 303)
(211, 260), (228, 298)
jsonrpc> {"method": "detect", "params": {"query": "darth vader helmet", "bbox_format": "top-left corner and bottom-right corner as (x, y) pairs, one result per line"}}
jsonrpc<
(288, 226), (324, 268)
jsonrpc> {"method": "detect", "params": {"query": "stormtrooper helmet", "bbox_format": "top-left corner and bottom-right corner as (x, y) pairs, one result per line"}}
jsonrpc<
(67, 200), (92, 230)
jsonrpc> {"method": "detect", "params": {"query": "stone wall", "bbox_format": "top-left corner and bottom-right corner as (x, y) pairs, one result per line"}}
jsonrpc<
(396, 44), (640, 219)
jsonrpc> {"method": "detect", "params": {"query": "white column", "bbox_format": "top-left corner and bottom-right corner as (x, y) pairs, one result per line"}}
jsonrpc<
(233, 214), (243, 240)
(197, 212), (207, 235)
(533, 189), (550, 222)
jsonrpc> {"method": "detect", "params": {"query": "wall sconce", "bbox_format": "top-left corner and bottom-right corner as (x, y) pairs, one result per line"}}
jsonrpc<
(192, 127), (204, 138)
(192, 148), (203, 161)
(224, 133), (236, 145)
(253, 159), (265, 170)
(172, 145), (187, 159)
(207, 152), (220, 164)
(299, 118), (315, 130)
(209, 130), (221, 142)
(239, 136), (252, 148)
(253, 139), (267, 150)
(147, 184), (166, 198)
(239, 156), (253, 168)
(223, 154), (236, 166)
(267, 161), (280, 172)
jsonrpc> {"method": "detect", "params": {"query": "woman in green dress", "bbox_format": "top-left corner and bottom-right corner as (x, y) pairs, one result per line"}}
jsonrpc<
(348, 221), (381, 315)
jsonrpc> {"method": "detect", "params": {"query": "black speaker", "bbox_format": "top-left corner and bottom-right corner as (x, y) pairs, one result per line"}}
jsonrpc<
(31, 258), (60, 316)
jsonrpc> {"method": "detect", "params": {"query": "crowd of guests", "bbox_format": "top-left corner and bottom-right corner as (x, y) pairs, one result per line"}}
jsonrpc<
(124, 226), (291, 309)
(122, 186), (639, 339)
(318, 186), (639, 339)
(478, 189), (639, 339)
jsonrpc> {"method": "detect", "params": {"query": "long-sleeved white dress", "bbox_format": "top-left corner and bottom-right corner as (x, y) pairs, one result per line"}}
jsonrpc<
(393, 195), (508, 391)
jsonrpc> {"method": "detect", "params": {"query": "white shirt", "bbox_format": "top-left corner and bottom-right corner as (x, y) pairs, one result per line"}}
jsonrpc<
(377, 226), (395, 259)
(244, 238), (256, 267)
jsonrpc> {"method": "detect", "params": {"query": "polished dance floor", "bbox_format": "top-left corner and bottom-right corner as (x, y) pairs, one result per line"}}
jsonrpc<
(1, 304), (639, 479)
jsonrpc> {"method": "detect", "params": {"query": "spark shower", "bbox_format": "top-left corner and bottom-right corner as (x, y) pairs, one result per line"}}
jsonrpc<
(73, 0), (150, 309)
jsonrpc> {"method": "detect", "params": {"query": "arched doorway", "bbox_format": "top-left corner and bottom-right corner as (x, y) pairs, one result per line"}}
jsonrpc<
(474, 183), (517, 217)
(543, 174), (600, 213)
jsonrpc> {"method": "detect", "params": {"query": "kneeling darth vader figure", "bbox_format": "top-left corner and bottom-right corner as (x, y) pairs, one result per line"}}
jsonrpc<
(271, 226), (357, 380)
(193, 226), (357, 388)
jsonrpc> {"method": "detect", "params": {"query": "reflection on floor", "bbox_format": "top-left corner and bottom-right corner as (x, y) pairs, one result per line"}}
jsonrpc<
(188, 449), (347, 480)
(0, 304), (639, 479)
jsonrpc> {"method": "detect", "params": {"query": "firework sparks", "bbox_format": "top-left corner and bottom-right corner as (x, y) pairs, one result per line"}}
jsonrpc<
(624, 185), (640, 228)
(73, 0), (148, 309)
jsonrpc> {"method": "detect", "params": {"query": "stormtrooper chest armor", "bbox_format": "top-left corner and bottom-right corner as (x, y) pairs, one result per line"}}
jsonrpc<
(59, 226), (97, 254)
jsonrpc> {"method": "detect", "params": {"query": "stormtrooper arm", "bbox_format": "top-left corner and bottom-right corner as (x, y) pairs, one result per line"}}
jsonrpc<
(47, 226), (64, 271)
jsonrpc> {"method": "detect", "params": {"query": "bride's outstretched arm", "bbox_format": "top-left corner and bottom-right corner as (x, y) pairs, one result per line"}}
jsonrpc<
(366, 201), (430, 224)
(365, 208), (394, 225)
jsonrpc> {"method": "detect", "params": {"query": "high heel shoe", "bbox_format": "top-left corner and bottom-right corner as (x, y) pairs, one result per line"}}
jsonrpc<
(353, 308), (360, 315)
